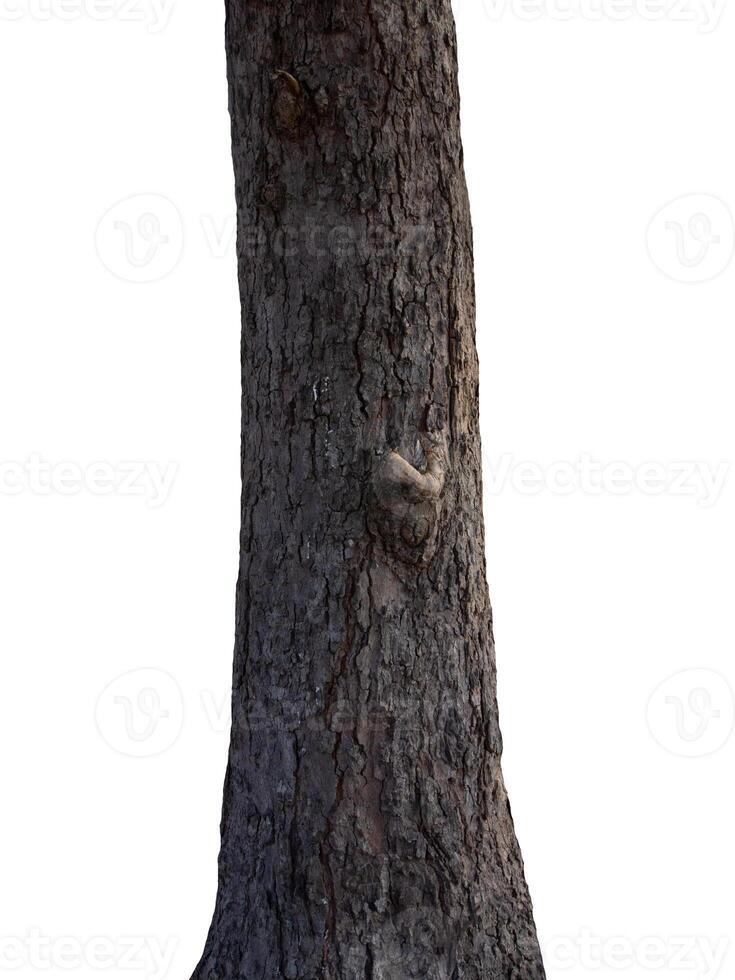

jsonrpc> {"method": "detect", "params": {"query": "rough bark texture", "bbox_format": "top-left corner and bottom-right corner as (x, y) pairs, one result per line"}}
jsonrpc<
(192, 2), (545, 977)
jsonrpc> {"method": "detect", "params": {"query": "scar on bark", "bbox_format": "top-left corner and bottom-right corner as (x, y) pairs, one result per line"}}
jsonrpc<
(271, 69), (303, 136)
(369, 427), (448, 568)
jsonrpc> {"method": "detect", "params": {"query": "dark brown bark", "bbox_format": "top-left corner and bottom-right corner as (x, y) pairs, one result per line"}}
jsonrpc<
(191, 2), (545, 977)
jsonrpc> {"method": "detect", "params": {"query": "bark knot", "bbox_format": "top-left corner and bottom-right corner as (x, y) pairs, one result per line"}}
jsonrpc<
(369, 429), (447, 568)
(271, 69), (303, 137)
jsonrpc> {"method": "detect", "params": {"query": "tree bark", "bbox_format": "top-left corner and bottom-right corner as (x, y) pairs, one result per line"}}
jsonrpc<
(192, 2), (545, 977)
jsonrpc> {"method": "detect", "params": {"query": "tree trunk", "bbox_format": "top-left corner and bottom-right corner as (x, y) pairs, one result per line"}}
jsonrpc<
(192, 2), (545, 977)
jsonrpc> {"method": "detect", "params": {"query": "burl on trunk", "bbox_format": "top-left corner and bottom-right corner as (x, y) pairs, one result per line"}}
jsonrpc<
(191, 1), (545, 977)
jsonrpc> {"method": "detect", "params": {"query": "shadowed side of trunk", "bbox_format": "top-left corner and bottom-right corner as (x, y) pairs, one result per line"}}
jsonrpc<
(191, 1), (545, 977)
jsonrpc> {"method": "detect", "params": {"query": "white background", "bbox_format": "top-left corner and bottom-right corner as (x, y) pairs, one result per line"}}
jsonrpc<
(1, 1), (733, 978)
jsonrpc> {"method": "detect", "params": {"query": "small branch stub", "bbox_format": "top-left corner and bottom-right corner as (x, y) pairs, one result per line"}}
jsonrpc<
(369, 430), (447, 568)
